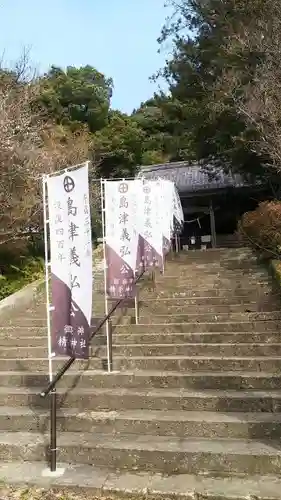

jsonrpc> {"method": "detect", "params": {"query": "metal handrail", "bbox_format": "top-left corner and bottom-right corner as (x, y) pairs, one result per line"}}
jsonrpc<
(40, 269), (146, 398)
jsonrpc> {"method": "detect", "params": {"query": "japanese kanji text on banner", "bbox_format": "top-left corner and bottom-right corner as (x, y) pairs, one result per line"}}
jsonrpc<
(104, 180), (138, 299)
(136, 179), (164, 270)
(47, 163), (92, 359)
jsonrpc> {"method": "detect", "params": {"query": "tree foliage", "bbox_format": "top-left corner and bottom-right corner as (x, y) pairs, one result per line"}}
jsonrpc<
(157, 0), (281, 180)
(3, 0), (281, 250)
(0, 63), (92, 245)
(93, 111), (145, 178)
(38, 65), (113, 133)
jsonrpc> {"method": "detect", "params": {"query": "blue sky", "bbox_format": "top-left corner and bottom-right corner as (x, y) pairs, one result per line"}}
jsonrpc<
(0, 0), (173, 113)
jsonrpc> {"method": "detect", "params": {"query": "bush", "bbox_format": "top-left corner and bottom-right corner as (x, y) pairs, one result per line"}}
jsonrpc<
(0, 255), (44, 301)
(238, 201), (281, 258)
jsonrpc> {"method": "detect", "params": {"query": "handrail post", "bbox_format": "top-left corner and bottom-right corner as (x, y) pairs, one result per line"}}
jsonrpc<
(108, 319), (113, 372)
(50, 388), (57, 471)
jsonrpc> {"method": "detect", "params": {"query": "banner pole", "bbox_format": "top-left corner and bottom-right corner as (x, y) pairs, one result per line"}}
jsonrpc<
(134, 272), (139, 325)
(100, 178), (112, 373)
(42, 175), (57, 473)
(43, 175), (53, 384)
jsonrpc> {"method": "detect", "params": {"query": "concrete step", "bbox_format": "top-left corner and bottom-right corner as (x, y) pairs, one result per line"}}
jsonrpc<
(1, 431), (281, 475)
(1, 461), (281, 500)
(1, 407), (281, 440)
(38, 295), (281, 307)
(162, 264), (266, 274)
(3, 343), (281, 358)
(2, 386), (281, 412)
(139, 303), (279, 314)
(115, 320), (281, 333)
(22, 297), (281, 315)
(3, 354), (281, 373)
(109, 331), (281, 345)
(138, 287), (274, 299)
(3, 369), (281, 391)
(166, 258), (259, 269)
(155, 275), (270, 284)
(1, 320), (279, 338)
(3, 331), (280, 349)
(141, 282), (272, 292)
(160, 272), (269, 281)
(167, 247), (250, 260)
(116, 312), (281, 324)
(1, 320), (279, 339)
(12, 312), (281, 329)
(5, 299), (280, 324)
(27, 288), (276, 307)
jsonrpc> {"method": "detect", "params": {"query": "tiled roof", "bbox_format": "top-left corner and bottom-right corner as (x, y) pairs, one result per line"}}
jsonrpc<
(137, 162), (250, 194)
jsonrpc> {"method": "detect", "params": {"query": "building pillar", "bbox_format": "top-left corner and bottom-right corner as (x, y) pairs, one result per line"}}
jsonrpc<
(210, 200), (217, 248)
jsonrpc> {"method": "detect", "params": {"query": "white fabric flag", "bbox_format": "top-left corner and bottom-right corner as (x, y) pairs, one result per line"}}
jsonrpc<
(104, 180), (139, 298)
(172, 183), (184, 233)
(136, 179), (164, 269)
(47, 162), (92, 359)
(157, 179), (174, 253)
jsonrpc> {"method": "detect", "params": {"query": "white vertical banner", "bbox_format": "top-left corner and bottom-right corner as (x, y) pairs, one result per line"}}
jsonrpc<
(46, 162), (92, 359)
(157, 179), (174, 255)
(173, 184), (184, 233)
(136, 179), (164, 269)
(104, 180), (139, 299)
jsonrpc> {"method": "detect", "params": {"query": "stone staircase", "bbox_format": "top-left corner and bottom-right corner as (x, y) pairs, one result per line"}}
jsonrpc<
(1, 247), (281, 498)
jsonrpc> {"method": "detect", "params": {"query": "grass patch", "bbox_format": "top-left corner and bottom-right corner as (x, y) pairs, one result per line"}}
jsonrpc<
(0, 485), (148, 500)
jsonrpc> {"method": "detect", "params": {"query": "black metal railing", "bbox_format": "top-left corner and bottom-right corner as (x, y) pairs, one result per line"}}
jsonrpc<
(40, 268), (150, 472)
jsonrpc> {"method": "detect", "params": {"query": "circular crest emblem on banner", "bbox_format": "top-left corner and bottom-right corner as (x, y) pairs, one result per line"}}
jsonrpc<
(119, 182), (128, 194)
(63, 175), (75, 193)
(143, 185), (151, 194)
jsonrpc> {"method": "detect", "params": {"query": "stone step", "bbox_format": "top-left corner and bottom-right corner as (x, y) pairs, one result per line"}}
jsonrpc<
(156, 274), (270, 283)
(100, 343), (281, 357)
(116, 312), (281, 324)
(6, 298), (281, 323)
(168, 248), (253, 258)
(1, 461), (281, 500)
(3, 369), (281, 391)
(108, 331), (281, 345)
(2, 355), (281, 372)
(1, 431), (281, 475)
(33, 295), (281, 308)
(3, 343), (281, 358)
(141, 281), (272, 292)
(167, 258), (259, 269)
(2, 331), (281, 348)
(160, 272), (268, 281)
(162, 264), (266, 273)
(137, 287), (274, 299)
(163, 259), (261, 268)
(6, 300), (281, 323)
(139, 303), (279, 314)
(72, 288), (277, 301)
(112, 321), (281, 333)
(7, 312), (280, 329)
(0, 320), (279, 338)
(1, 407), (281, 440)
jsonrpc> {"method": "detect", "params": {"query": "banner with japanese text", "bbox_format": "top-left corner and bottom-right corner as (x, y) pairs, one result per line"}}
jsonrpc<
(47, 163), (92, 359)
(104, 180), (138, 299)
(173, 184), (184, 234)
(136, 179), (164, 270)
(157, 179), (174, 255)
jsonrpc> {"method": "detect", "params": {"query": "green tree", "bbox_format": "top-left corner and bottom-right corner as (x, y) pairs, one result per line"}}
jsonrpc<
(92, 111), (146, 178)
(157, 0), (276, 179)
(38, 65), (113, 133)
(132, 94), (194, 163)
